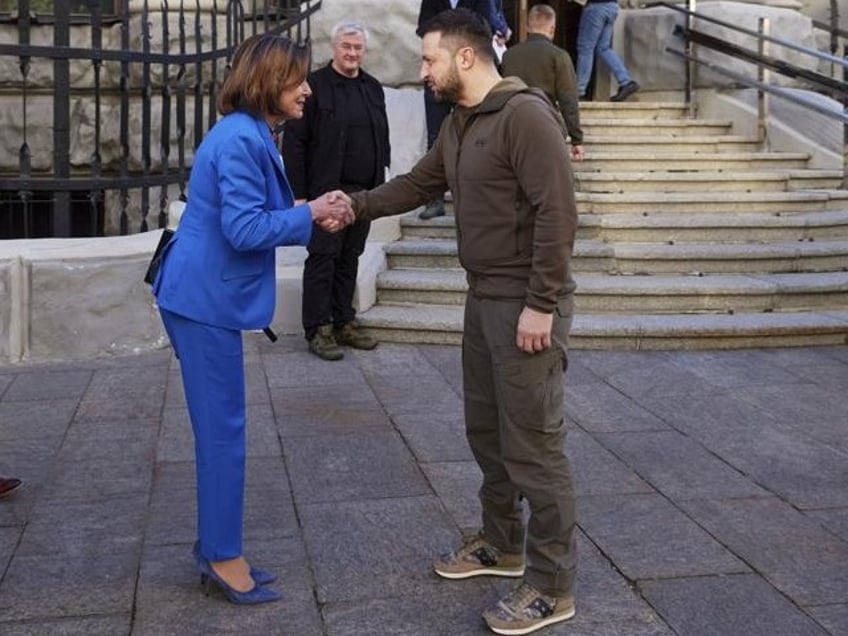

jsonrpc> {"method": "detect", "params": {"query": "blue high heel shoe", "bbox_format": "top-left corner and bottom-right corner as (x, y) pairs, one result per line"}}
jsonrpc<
(192, 541), (278, 586)
(194, 549), (282, 605)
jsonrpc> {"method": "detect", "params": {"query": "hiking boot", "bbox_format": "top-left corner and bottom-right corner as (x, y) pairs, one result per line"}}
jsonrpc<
(610, 80), (639, 102)
(308, 325), (344, 361)
(334, 321), (377, 350)
(483, 582), (575, 635)
(419, 198), (445, 220)
(433, 531), (525, 580)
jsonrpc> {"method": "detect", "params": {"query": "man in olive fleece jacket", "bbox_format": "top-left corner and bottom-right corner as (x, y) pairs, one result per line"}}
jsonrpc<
(350, 8), (578, 636)
(501, 3), (584, 162)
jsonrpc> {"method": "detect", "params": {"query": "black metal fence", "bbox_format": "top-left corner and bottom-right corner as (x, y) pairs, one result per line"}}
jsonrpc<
(0, 0), (321, 239)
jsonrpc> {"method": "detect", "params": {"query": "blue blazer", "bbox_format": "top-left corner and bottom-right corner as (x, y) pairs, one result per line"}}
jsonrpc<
(154, 111), (313, 331)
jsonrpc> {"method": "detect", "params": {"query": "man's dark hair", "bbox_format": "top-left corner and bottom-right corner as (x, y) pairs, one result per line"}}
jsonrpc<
(419, 8), (496, 63)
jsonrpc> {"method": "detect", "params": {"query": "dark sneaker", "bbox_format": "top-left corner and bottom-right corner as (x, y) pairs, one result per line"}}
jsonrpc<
(610, 80), (639, 102)
(419, 198), (446, 220)
(308, 325), (344, 361)
(433, 531), (525, 580)
(334, 322), (377, 350)
(483, 582), (575, 635)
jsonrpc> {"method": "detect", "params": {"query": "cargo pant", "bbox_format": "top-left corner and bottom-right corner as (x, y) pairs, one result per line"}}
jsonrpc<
(462, 293), (577, 598)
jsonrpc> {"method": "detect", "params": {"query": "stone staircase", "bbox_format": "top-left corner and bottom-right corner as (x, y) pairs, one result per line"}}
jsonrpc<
(358, 101), (848, 349)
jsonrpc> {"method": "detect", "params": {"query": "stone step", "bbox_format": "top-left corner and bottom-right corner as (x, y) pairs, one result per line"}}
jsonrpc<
(576, 101), (690, 119)
(583, 135), (762, 153)
(401, 210), (848, 243)
(581, 118), (733, 137)
(578, 210), (848, 243)
(375, 269), (848, 313)
(384, 238), (848, 274)
(357, 304), (848, 349)
(575, 189), (848, 214)
(578, 151), (810, 171)
(573, 170), (844, 193)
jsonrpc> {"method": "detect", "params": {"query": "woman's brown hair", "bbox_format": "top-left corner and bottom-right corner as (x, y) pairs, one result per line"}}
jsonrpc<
(218, 33), (311, 118)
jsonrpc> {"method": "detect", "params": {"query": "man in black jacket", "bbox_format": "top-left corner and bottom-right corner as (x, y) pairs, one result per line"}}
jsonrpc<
(282, 21), (390, 360)
(417, 0), (508, 219)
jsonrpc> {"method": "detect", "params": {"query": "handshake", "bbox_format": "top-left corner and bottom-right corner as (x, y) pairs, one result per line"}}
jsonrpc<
(307, 190), (356, 233)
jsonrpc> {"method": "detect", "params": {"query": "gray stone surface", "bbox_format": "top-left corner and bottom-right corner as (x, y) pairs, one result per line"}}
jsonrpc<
(640, 574), (828, 636)
(0, 339), (846, 634)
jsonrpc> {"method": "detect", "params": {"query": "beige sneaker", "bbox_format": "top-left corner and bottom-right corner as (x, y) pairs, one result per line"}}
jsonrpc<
(433, 531), (525, 580)
(483, 582), (575, 635)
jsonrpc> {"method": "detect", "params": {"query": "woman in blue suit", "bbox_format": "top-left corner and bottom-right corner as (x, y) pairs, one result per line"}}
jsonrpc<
(153, 33), (353, 604)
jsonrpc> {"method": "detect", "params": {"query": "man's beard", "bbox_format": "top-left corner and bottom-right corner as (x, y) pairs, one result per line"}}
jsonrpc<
(432, 63), (462, 104)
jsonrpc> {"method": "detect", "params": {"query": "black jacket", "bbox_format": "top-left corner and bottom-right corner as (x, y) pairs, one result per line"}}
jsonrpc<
(281, 63), (391, 200)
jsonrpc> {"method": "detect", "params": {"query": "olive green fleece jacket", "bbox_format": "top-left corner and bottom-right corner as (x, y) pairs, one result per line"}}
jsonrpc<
(350, 77), (577, 314)
(501, 33), (583, 145)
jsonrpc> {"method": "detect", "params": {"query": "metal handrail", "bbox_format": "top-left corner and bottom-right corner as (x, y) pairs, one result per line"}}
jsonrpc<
(666, 47), (848, 124)
(650, 0), (848, 69)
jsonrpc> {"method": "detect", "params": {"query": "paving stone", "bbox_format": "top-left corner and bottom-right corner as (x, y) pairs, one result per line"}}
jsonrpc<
(0, 551), (137, 621)
(392, 410), (472, 462)
(322, 587), (495, 636)
(640, 574), (828, 636)
(419, 461), (482, 530)
(0, 452), (54, 526)
(735, 383), (848, 455)
(0, 527), (22, 573)
(805, 507), (848, 543)
(592, 430), (769, 500)
(82, 365), (168, 401)
(577, 494), (748, 580)
(564, 351), (607, 386)
(808, 603), (848, 636)
(263, 350), (365, 388)
(569, 428), (653, 497)
(0, 373), (13, 397)
(638, 388), (775, 436)
(663, 349), (808, 390)
(58, 418), (158, 462)
(284, 430), (430, 504)
(783, 360), (848, 391)
(1, 369), (92, 401)
(133, 540), (319, 636)
(300, 496), (462, 603)
(576, 350), (707, 399)
(74, 392), (164, 421)
(672, 419), (848, 509)
(366, 371), (462, 417)
(0, 399), (78, 440)
(270, 384), (390, 437)
(352, 341), (444, 377)
(678, 497), (848, 606)
(574, 530), (663, 625)
(40, 456), (153, 503)
(16, 494), (146, 557)
(418, 343), (463, 392)
(567, 382), (669, 433)
(0, 614), (131, 636)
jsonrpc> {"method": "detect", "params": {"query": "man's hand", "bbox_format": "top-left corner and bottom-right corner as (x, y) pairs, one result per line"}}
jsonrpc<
(308, 190), (354, 232)
(570, 144), (585, 162)
(516, 306), (553, 354)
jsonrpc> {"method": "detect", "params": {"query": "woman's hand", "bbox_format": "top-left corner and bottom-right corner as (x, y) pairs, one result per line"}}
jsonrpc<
(308, 190), (354, 232)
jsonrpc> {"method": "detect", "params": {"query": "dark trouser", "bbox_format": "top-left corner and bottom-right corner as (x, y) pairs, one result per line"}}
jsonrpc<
(462, 293), (577, 597)
(424, 83), (453, 150)
(302, 217), (371, 339)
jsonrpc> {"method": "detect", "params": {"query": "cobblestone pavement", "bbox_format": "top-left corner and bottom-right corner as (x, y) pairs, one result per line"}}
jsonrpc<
(0, 335), (846, 635)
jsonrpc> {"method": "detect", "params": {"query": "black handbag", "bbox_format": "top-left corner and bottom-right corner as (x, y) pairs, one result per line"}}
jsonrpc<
(143, 228), (175, 285)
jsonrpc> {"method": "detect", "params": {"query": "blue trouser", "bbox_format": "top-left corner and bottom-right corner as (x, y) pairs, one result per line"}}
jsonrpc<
(576, 1), (633, 95)
(159, 307), (246, 562)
